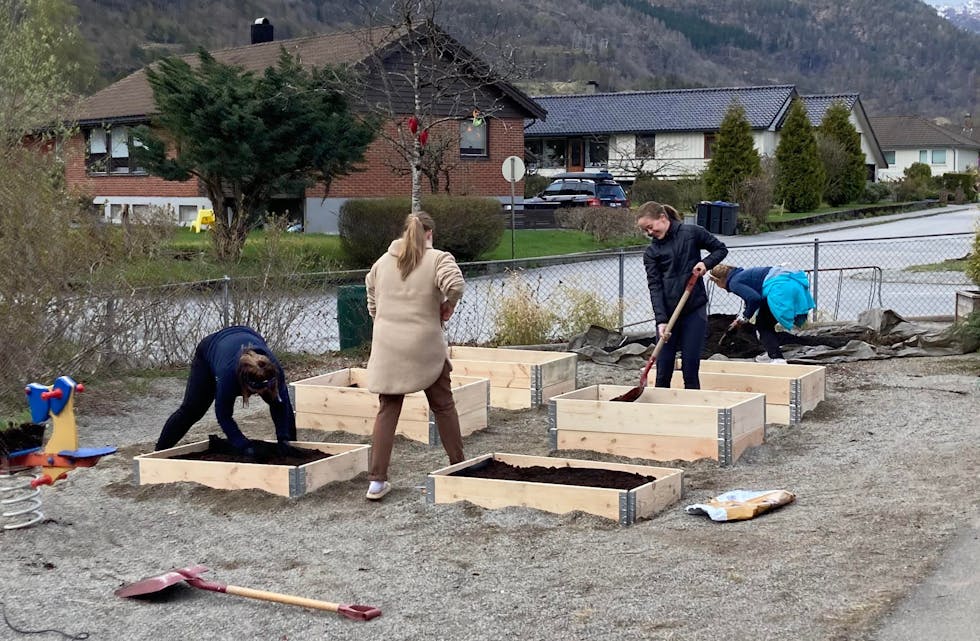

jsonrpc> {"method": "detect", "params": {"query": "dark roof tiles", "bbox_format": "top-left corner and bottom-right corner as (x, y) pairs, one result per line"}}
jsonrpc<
(525, 85), (797, 136)
(869, 115), (980, 149)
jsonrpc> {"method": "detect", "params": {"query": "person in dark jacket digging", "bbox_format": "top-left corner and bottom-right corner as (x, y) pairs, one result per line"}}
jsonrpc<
(155, 325), (297, 458)
(636, 201), (728, 389)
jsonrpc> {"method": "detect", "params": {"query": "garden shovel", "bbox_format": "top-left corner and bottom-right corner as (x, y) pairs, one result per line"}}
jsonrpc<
(114, 564), (381, 621)
(611, 273), (699, 402)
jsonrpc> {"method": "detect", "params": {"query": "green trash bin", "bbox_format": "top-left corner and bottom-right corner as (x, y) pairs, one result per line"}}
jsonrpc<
(337, 285), (373, 350)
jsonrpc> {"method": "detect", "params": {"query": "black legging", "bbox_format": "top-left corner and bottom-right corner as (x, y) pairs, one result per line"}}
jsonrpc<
(756, 299), (784, 359)
(155, 345), (217, 450)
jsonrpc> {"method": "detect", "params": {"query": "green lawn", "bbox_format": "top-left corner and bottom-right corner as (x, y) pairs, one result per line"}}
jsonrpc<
(905, 257), (969, 273)
(481, 230), (643, 260)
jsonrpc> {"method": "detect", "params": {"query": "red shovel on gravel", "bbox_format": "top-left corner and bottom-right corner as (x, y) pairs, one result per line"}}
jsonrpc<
(611, 273), (700, 402)
(115, 564), (381, 621)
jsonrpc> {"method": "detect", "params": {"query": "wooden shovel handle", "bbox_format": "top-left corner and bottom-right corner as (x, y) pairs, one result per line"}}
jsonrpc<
(645, 273), (700, 369)
(225, 585), (381, 620)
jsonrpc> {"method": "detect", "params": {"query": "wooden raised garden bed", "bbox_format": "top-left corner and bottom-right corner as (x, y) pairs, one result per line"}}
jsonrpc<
(448, 346), (577, 409)
(661, 360), (825, 426)
(291, 368), (489, 445)
(133, 440), (369, 498)
(549, 385), (766, 466)
(427, 452), (683, 525)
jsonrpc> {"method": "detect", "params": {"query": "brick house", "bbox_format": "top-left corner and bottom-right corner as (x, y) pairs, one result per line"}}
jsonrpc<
(68, 21), (545, 233)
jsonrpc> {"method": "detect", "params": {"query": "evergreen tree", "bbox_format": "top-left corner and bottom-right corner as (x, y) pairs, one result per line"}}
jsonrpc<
(704, 100), (761, 201)
(818, 101), (866, 206)
(775, 98), (824, 212)
(133, 50), (376, 261)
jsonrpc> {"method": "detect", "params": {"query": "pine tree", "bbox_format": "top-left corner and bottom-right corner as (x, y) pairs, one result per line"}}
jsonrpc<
(704, 100), (761, 201)
(818, 101), (866, 206)
(775, 99), (824, 212)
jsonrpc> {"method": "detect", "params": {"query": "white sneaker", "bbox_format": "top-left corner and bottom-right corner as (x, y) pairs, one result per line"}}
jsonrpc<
(754, 353), (772, 363)
(366, 481), (391, 501)
(770, 358), (787, 365)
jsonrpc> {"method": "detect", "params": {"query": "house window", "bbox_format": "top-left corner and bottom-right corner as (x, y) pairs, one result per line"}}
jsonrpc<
(539, 139), (565, 169)
(459, 119), (487, 157)
(884, 151), (895, 165)
(918, 150), (928, 163)
(86, 126), (145, 175)
(635, 134), (656, 159)
(704, 134), (717, 159)
(587, 138), (608, 167)
(931, 149), (946, 164)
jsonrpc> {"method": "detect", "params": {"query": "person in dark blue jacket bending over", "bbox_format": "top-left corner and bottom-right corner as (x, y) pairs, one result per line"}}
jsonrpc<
(155, 326), (297, 457)
(636, 201), (728, 389)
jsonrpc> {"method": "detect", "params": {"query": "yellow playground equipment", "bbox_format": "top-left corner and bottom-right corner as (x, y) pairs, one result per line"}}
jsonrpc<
(190, 208), (215, 233)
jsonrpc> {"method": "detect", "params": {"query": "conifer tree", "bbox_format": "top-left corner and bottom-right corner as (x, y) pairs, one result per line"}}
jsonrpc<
(704, 100), (761, 201)
(818, 101), (867, 206)
(775, 99), (824, 212)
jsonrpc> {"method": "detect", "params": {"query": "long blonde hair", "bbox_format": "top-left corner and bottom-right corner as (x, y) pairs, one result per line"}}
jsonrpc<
(396, 211), (434, 280)
(635, 201), (682, 223)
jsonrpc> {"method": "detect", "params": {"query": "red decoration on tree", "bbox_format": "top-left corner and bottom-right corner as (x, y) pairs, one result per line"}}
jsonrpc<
(418, 129), (429, 146)
(407, 116), (419, 134)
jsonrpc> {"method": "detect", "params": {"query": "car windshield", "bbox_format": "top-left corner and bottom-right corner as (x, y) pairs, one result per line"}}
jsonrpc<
(597, 184), (626, 199)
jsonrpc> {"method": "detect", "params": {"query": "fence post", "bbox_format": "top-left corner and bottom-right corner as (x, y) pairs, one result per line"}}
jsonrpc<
(103, 295), (115, 366)
(812, 237), (820, 313)
(222, 275), (231, 327)
(618, 248), (626, 329)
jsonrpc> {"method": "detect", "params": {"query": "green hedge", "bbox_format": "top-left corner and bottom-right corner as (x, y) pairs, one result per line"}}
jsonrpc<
(338, 196), (504, 268)
(941, 173), (978, 202)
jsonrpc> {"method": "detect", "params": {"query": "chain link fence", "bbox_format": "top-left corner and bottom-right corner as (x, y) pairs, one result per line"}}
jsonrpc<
(55, 232), (974, 370)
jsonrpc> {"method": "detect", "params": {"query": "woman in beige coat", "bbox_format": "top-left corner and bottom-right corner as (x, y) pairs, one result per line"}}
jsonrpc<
(363, 211), (466, 500)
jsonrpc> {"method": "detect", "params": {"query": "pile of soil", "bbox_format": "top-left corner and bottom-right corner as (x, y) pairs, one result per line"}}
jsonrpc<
(173, 435), (332, 466)
(451, 458), (656, 490)
(0, 422), (45, 456)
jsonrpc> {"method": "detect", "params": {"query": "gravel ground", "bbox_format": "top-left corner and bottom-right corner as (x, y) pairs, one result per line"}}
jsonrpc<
(1, 352), (978, 641)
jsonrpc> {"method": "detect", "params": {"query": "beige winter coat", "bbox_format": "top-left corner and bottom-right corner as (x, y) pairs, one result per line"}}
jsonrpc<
(365, 239), (465, 394)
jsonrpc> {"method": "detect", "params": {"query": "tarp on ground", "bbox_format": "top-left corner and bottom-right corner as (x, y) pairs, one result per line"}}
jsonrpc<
(569, 309), (978, 366)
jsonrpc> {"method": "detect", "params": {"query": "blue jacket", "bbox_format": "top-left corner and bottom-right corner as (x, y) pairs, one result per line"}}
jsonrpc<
(643, 220), (728, 324)
(724, 266), (771, 319)
(200, 326), (295, 448)
(761, 271), (815, 329)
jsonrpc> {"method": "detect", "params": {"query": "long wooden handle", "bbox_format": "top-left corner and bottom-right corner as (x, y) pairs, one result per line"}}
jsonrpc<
(226, 584), (340, 611)
(638, 274), (700, 381)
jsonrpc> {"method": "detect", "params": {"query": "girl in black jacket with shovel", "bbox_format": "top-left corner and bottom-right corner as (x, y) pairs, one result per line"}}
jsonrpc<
(636, 201), (728, 389)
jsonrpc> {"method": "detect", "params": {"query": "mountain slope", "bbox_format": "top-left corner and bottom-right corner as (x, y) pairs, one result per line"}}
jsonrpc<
(74, 0), (980, 119)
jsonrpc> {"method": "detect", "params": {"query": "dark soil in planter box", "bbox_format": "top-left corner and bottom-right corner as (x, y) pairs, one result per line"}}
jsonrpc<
(0, 423), (46, 456)
(451, 458), (655, 490)
(173, 435), (332, 466)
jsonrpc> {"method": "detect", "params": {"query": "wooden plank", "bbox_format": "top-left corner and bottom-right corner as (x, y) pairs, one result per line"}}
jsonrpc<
(294, 386), (378, 419)
(449, 346), (571, 366)
(669, 370), (791, 404)
(633, 468), (684, 520)
(449, 377), (490, 415)
(554, 398), (718, 437)
(489, 386), (532, 410)
(452, 359), (532, 388)
(800, 368), (826, 413)
(698, 360), (824, 378)
(291, 370), (352, 388)
(728, 394), (767, 437)
(294, 412), (373, 435)
(555, 430), (721, 462)
(766, 404), (791, 426)
(730, 428), (765, 464)
(428, 453), (683, 522)
(296, 443), (370, 494)
(456, 405), (488, 438)
(539, 353), (578, 387)
(136, 441), (369, 498)
(540, 379), (577, 404)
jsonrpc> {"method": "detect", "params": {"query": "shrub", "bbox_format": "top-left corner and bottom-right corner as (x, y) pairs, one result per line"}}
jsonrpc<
(732, 157), (776, 233)
(629, 176), (706, 214)
(775, 98), (824, 212)
(338, 196), (504, 267)
(490, 273), (556, 345)
(859, 182), (892, 204)
(966, 222), (980, 287)
(941, 173), (977, 202)
(704, 100), (762, 201)
(817, 101), (867, 206)
(554, 282), (624, 339)
(524, 174), (551, 198)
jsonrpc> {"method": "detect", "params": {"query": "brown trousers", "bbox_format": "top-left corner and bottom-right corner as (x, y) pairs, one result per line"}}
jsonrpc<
(368, 360), (465, 481)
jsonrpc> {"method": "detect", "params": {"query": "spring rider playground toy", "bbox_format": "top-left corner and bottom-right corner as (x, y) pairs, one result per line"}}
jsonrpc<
(0, 376), (116, 529)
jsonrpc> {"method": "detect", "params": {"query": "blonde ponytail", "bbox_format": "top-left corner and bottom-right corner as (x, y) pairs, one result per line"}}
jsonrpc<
(396, 211), (435, 279)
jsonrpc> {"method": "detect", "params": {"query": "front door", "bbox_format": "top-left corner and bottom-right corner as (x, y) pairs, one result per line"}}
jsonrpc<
(567, 139), (584, 172)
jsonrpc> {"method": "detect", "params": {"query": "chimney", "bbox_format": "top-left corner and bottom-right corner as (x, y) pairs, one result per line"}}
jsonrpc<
(964, 112), (974, 134)
(586, 80), (599, 94)
(251, 17), (274, 45)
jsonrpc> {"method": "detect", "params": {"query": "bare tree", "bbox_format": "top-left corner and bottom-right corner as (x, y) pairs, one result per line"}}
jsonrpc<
(606, 136), (689, 180)
(339, 0), (528, 211)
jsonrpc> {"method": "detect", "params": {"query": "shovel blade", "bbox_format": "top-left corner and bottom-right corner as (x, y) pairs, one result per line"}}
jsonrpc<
(115, 571), (188, 598)
(610, 385), (644, 403)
